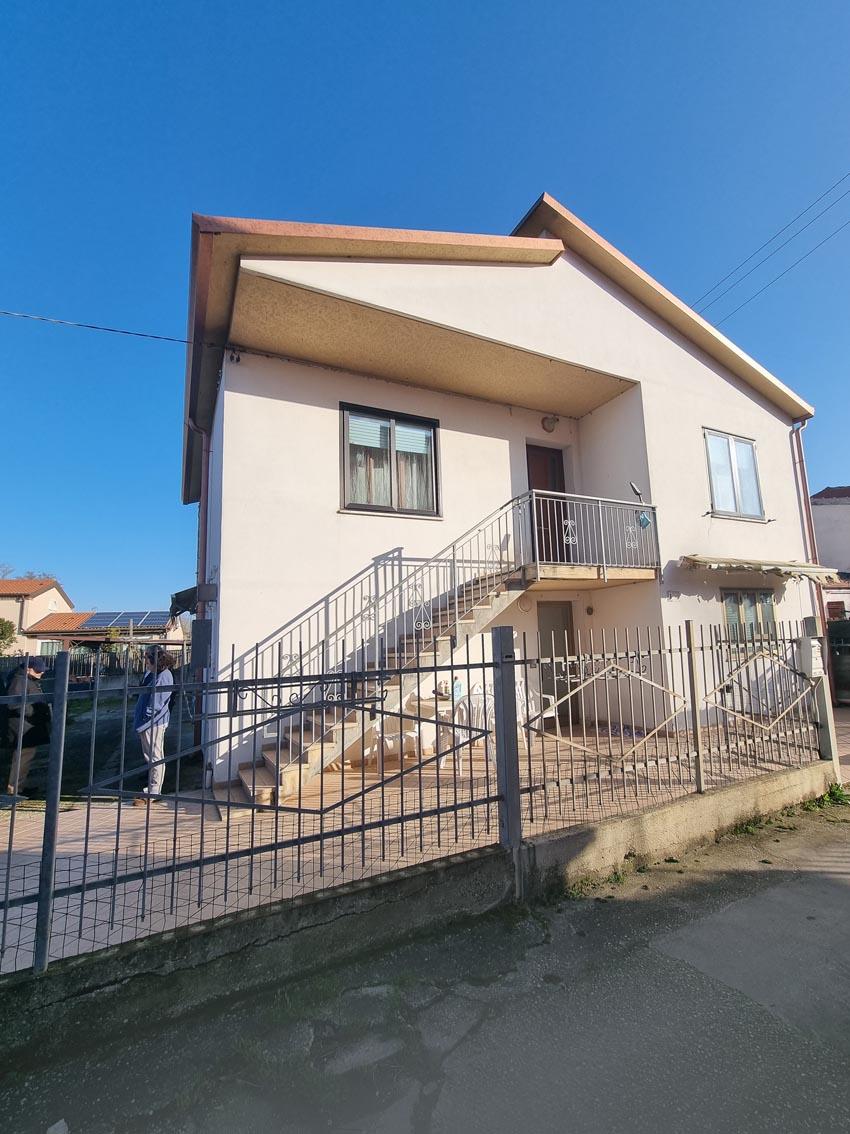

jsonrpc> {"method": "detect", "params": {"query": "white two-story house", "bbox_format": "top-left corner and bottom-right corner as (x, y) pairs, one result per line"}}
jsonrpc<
(181, 193), (833, 790)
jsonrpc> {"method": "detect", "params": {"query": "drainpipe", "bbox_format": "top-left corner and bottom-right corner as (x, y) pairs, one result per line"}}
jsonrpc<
(792, 418), (835, 700)
(188, 414), (210, 625)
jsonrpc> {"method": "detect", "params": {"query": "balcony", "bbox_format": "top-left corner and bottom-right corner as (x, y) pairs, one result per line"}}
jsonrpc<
(524, 490), (660, 588)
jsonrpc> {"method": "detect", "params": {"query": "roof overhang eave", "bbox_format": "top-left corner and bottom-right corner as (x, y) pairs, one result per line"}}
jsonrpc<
(181, 216), (564, 504)
(227, 267), (635, 421)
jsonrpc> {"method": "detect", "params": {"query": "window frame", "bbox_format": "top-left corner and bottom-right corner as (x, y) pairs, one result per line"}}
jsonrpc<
(721, 588), (776, 637)
(340, 403), (441, 517)
(703, 428), (765, 520)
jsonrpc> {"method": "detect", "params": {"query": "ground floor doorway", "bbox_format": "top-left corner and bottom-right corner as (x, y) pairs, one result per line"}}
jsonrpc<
(536, 600), (575, 722)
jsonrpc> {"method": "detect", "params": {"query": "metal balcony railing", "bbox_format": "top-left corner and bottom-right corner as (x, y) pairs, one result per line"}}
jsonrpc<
(530, 490), (660, 572)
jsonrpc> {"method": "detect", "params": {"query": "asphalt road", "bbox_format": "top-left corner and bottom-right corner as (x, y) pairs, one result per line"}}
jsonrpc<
(3, 801), (850, 1133)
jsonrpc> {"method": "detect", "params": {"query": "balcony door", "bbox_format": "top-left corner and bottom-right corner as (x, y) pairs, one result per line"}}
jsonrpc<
(527, 445), (567, 564)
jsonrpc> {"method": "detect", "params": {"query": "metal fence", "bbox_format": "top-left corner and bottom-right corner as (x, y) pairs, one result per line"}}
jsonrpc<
(0, 621), (827, 976)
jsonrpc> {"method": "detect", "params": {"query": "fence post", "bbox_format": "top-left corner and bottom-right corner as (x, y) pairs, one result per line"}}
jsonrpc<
(684, 621), (706, 794)
(492, 626), (523, 897)
(33, 649), (70, 974)
(800, 616), (840, 779)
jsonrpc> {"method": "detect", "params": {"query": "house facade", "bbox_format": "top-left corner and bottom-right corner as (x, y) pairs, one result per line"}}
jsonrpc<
(0, 578), (74, 654)
(811, 486), (850, 620)
(181, 194), (830, 785)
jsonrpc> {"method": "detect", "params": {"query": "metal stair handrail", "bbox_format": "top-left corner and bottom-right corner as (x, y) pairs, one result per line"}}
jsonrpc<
(247, 489), (659, 682)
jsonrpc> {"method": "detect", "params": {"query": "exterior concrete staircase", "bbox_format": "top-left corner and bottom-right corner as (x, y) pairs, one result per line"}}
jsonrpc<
(217, 488), (661, 815)
(236, 582), (521, 807)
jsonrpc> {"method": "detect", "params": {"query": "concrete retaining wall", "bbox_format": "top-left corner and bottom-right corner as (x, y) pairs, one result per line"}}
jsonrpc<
(522, 762), (835, 898)
(0, 761), (835, 1063)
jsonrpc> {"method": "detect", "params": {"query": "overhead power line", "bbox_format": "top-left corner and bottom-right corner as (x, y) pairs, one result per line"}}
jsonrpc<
(715, 214), (850, 326)
(0, 308), (196, 346)
(698, 184), (850, 314)
(3, 209), (848, 355)
(692, 169), (850, 308)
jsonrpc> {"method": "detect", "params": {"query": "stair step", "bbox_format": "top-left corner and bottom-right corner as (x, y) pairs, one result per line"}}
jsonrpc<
(262, 746), (300, 775)
(238, 764), (278, 804)
(212, 781), (254, 820)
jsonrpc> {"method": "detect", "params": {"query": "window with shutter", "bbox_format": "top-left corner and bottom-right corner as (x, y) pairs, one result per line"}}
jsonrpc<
(721, 589), (776, 638)
(342, 405), (439, 516)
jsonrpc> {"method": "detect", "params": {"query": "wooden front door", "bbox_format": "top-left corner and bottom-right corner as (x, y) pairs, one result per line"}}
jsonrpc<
(527, 445), (566, 563)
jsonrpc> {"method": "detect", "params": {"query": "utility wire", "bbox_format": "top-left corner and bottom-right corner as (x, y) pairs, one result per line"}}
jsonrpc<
(0, 308), (198, 346)
(698, 184), (850, 314)
(3, 210), (849, 349)
(692, 169), (850, 307)
(715, 214), (850, 326)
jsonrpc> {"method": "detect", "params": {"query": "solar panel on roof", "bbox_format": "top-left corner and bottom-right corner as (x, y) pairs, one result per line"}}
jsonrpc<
(138, 611), (171, 626)
(80, 613), (119, 629)
(78, 610), (172, 631)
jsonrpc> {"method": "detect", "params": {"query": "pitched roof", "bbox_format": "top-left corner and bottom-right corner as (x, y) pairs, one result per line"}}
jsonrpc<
(512, 193), (814, 423)
(811, 486), (850, 501)
(182, 193), (816, 502)
(0, 578), (73, 605)
(24, 612), (93, 635)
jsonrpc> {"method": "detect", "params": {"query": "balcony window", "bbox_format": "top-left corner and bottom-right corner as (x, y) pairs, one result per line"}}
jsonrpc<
(704, 430), (764, 519)
(343, 405), (438, 515)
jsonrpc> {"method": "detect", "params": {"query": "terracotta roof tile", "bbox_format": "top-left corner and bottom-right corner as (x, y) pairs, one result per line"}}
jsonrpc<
(24, 612), (93, 635)
(0, 578), (59, 597)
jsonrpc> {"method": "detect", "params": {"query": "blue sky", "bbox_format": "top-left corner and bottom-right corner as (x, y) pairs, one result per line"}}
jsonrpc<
(2, 1), (848, 609)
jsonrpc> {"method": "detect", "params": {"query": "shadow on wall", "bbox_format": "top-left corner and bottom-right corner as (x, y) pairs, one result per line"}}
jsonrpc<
(659, 560), (791, 615)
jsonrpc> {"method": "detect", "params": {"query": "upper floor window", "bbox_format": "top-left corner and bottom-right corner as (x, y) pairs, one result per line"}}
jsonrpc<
(342, 405), (438, 516)
(704, 430), (763, 519)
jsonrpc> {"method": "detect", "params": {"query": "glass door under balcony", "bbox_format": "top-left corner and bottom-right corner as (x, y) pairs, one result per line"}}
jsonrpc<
(527, 444), (568, 563)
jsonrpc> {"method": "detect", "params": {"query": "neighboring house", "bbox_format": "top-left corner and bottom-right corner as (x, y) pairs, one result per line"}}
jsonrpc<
(181, 193), (833, 787)
(23, 610), (185, 653)
(0, 578), (74, 654)
(810, 486), (850, 619)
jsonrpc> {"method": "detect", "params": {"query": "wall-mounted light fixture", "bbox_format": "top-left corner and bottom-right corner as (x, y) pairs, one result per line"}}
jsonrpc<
(541, 415), (559, 433)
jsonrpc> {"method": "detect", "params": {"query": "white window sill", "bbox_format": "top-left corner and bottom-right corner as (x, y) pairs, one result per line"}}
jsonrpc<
(337, 509), (444, 522)
(708, 512), (769, 524)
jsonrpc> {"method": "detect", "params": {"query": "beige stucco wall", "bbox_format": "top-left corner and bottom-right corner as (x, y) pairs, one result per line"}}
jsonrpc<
(812, 500), (850, 572)
(210, 355), (586, 666)
(0, 596), (27, 653)
(205, 250), (816, 678)
(0, 587), (73, 654)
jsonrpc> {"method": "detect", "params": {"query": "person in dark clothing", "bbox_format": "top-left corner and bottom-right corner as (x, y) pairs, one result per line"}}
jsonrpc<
(5, 657), (51, 797)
